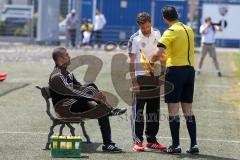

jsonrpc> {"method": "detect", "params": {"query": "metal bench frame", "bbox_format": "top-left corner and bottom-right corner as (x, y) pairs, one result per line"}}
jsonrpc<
(36, 86), (91, 150)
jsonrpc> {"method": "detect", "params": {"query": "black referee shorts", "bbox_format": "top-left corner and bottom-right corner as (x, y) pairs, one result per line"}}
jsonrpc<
(164, 66), (195, 103)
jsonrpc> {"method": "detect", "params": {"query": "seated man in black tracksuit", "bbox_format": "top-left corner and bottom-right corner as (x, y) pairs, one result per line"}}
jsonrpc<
(49, 47), (127, 152)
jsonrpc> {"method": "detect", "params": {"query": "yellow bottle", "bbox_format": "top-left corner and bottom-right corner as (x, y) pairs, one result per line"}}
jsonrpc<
(52, 141), (58, 149)
(60, 142), (66, 149)
(66, 142), (72, 149)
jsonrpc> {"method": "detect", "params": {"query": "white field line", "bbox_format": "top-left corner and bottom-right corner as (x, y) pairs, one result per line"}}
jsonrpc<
(204, 84), (229, 89)
(0, 103), (239, 114)
(0, 131), (239, 144)
(0, 131), (48, 135)
(157, 136), (240, 144)
(160, 107), (240, 114)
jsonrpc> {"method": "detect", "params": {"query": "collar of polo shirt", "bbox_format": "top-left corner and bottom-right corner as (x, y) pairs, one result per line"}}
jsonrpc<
(139, 27), (154, 38)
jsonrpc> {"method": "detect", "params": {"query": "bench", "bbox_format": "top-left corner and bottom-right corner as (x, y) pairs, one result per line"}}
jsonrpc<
(36, 86), (91, 150)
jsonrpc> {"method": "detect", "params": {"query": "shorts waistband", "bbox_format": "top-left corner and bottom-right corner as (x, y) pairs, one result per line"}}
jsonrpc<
(203, 42), (214, 45)
(167, 65), (194, 69)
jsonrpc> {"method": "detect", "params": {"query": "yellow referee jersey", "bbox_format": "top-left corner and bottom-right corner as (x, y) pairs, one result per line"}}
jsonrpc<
(159, 21), (194, 67)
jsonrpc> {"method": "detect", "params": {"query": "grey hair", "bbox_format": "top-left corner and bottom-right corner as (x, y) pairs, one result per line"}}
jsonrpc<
(52, 47), (67, 63)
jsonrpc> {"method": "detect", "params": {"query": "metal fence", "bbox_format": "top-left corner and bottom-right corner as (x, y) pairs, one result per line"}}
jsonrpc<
(0, 0), (189, 45)
(3, 0), (239, 48)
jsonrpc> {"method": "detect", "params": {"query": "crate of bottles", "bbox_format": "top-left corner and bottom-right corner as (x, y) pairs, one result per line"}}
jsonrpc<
(50, 135), (82, 158)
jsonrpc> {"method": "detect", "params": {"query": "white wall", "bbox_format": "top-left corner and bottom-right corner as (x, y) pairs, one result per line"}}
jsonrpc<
(11, 0), (28, 5)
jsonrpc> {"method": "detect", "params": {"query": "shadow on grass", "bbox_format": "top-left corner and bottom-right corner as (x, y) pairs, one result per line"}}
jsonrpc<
(81, 142), (102, 154)
(221, 75), (235, 78)
(152, 152), (239, 160)
(82, 142), (126, 156)
(178, 153), (239, 160)
(0, 82), (30, 97)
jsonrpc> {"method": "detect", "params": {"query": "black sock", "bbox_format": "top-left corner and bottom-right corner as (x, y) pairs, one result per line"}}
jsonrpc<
(185, 115), (197, 147)
(169, 116), (180, 147)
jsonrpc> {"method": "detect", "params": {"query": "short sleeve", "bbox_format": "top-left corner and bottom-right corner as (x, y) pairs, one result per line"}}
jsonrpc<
(156, 30), (161, 39)
(128, 37), (138, 54)
(159, 30), (176, 48)
(199, 24), (206, 34)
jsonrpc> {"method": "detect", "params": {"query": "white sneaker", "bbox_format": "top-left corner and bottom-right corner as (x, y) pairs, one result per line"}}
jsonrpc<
(196, 69), (201, 75)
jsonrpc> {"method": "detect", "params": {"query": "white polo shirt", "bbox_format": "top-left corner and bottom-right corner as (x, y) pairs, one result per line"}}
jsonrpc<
(94, 14), (106, 31)
(200, 24), (216, 44)
(128, 28), (161, 76)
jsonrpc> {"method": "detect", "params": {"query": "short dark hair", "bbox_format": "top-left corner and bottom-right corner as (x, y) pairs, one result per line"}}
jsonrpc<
(136, 12), (151, 25)
(52, 47), (66, 63)
(161, 6), (178, 21)
(204, 16), (211, 23)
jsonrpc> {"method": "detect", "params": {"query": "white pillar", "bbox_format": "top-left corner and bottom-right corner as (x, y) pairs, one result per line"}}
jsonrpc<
(75, 0), (82, 45)
(37, 0), (60, 44)
(68, 0), (72, 13)
(151, 0), (155, 27)
(92, 0), (97, 25)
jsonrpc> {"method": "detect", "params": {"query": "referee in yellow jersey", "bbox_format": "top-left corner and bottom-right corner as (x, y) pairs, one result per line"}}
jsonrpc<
(151, 6), (199, 154)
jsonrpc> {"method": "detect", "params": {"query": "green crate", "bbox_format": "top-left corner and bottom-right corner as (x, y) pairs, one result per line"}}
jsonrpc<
(50, 135), (82, 158)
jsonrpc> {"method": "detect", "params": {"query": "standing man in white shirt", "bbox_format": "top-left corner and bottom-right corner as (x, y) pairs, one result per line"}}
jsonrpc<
(128, 12), (167, 152)
(196, 16), (223, 77)
(93, 9), (106, 49)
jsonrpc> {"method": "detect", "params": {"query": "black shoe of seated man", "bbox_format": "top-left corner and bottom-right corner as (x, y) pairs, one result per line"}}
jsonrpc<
(102, 144), (122, 153)
(186, 145), (199, 154)
(110, 108), (127, 116)
(164, 145), (182, 154)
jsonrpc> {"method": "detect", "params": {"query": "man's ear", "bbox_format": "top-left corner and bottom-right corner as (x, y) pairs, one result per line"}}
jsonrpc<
(56, 57), (61, 66)
(163, 17), (168, 24)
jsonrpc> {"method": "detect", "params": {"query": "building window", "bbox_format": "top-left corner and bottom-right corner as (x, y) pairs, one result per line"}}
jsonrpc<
(7, 0), (12, 4)
(120, 0), (127, 8)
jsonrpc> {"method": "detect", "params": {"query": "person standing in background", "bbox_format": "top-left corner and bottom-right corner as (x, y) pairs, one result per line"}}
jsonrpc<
(196, 16), (223, 77)
(66, 9), (79, 47)
(93, 9), (106, 49)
